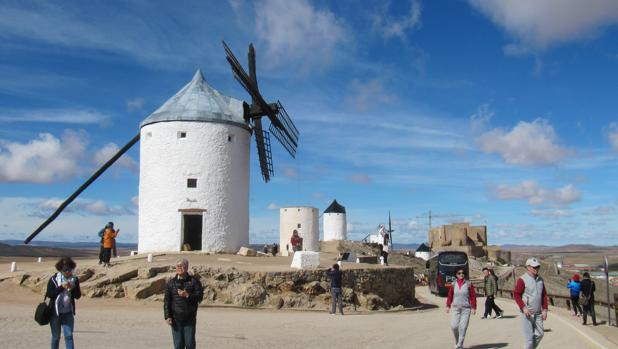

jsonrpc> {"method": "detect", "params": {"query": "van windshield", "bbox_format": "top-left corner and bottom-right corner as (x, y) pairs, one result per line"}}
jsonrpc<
(438, 253), (467, 265)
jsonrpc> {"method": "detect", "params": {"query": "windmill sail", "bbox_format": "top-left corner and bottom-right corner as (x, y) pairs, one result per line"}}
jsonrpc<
(24, 133), (141, 244)
(223, 41), (300, 165)
(268, 101), (298, 157)
(253, 118), (274, 182)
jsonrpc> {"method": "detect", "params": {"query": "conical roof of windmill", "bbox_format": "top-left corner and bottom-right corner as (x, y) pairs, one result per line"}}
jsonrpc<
(140, 69), (247, 128)
(324, 199), (346, 214)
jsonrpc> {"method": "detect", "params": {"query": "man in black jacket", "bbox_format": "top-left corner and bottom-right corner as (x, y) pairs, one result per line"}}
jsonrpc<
(579, 272), (597, 326)
(164, 258), (204, 349)
(326, 263), (344, 315)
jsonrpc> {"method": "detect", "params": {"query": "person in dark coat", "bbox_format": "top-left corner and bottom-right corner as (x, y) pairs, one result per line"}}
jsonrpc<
(164, 258), (204, 349)
(326, 263), (344, 315)
(46, 257), (81, 349)
(579, 272), (597, 326)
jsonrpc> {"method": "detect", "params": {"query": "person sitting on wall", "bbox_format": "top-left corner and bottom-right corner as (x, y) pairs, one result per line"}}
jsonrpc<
(290, 230), (303, 252)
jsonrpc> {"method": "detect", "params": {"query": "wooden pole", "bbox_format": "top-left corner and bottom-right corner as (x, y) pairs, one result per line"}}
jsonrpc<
(605, 256), (611, 327)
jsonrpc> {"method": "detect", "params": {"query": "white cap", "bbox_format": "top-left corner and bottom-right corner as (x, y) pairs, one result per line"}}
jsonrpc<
(526, 257), (541, 267)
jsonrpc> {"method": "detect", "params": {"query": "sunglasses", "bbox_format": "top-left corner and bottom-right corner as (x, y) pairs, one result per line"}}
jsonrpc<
(532, 266), (541, 270)
(456, 272), (465, 275)
(62, 268), (73, 273)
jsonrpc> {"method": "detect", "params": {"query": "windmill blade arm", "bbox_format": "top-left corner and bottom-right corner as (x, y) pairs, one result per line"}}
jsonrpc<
(253, 119), (273, 182)
(23, 133), (140, 244)
(268, 102), (299, 157)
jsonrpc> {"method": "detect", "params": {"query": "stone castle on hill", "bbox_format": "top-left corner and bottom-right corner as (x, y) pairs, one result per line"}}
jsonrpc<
(428, 222), (510, 264)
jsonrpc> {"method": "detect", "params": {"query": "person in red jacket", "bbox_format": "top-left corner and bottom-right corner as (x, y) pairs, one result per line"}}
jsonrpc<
(446, 268), (477, 349)
(514, 257), (548, 349)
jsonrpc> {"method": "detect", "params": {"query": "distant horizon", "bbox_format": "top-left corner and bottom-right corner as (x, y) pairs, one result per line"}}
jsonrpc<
(2, 239), (616, 250)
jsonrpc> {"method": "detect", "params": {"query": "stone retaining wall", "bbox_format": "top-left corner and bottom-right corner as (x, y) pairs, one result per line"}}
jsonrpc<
(4, 265), (416, 311)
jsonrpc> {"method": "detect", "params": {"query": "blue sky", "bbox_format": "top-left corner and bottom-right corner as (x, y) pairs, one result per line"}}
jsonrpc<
(1, 0), (618, 246)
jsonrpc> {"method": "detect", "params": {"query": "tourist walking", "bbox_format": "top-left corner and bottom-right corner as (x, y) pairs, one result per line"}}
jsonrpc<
(102, 223), (119, 267)
(567, 274), (582, 316)
(164, 258), (204, 349)
(579, 272), (597, 326)
(482, 267), (503, 319)
(446, 268), (477, 349)
(46, 257), (81, 349)
(326, 263), (344, 315)
(514, 257), (548, 349)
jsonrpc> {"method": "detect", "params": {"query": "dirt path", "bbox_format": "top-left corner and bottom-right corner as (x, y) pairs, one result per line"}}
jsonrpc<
(0, 281), (615, 348)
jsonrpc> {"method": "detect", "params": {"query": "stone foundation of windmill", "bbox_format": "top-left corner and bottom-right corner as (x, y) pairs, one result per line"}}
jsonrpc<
(9, 253), (416, 312)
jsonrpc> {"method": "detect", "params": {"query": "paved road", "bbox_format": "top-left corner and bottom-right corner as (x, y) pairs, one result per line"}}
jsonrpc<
(0, 282), (614, 348)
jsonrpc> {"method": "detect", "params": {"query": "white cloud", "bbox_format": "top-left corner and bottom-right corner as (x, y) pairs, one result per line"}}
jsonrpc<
(93, 143), (138, 171)
(590, 205), (616, 216)
(372, 0), (422, 40)
(282, 167), (298, 180)
(478, 118), (569, 166)
(131, 196), (139, 206)
(126, 98), (145, 112)
(469, 104), (494, 134)
(0, 196), (138, 242)
(0, 108), (110, 124)
(349, 173), (372, 184)
(608, 122), (618, 152)
(531, 208), (573, 218)
(469, 0), (618, 52)
(407, 219), (419, 230)
(267, 203), (279, 210)
(344, 79), (397, 112)
(34, 198), (135, 217)
(493, 180), (581, 206)
(255, 0), (347, 70)
(0, 130), (88, 183)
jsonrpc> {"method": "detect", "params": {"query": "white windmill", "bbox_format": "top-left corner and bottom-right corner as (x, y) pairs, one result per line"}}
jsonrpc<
(24, 42), (299, 254)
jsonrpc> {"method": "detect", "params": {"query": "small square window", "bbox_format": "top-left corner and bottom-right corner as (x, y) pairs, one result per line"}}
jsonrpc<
(178, 131), (187, 139)
(227, 134), (234, 142)
(187, 178), (197, 188)
(297, 223), (301, 228)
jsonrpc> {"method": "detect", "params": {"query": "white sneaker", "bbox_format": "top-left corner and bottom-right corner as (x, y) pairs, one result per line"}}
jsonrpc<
(496, 312), (503, 319)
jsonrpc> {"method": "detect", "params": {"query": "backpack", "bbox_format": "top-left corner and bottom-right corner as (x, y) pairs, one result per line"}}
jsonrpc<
(34, 295), (52, 326)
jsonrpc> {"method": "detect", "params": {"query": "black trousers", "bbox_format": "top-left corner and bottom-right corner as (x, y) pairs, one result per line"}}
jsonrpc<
(570, 295), (582, 315)
(483, 296), (502, 317)
(582, 301), (596, 325)
(98, 243), (104, 263)
(102, 248), (112, 264)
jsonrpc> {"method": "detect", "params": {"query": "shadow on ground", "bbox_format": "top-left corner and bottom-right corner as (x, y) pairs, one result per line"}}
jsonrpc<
(468, 343), (508, 349)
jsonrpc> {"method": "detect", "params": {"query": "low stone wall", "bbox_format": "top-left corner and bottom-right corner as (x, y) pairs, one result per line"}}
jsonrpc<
(4, 265), (416, 311)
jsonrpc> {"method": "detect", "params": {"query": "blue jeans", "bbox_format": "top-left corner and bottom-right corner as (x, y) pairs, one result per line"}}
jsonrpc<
(50, 312), (74, 349)
(331, 288), (343, 314)
(171, 318), (196, 349)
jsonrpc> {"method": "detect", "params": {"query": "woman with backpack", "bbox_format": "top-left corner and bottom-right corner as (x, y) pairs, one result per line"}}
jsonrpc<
(579, 272), (597, 326)
(46, 257), (81, 349)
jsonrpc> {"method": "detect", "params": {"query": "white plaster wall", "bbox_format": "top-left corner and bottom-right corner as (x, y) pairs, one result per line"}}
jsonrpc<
(323, 213), (347, 241)
(279, 207), (319, 256)
(415, 251), (431, 261)
(138, 121), (250, 253)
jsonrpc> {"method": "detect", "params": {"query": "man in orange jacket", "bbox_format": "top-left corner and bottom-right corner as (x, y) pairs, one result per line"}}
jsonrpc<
(102, 222), (119, 267)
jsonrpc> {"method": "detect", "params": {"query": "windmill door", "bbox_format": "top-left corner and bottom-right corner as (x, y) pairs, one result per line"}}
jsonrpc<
(182, 214), (202, 251)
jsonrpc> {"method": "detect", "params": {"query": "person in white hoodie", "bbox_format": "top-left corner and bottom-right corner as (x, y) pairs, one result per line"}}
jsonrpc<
(46, 257), (81, 349)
